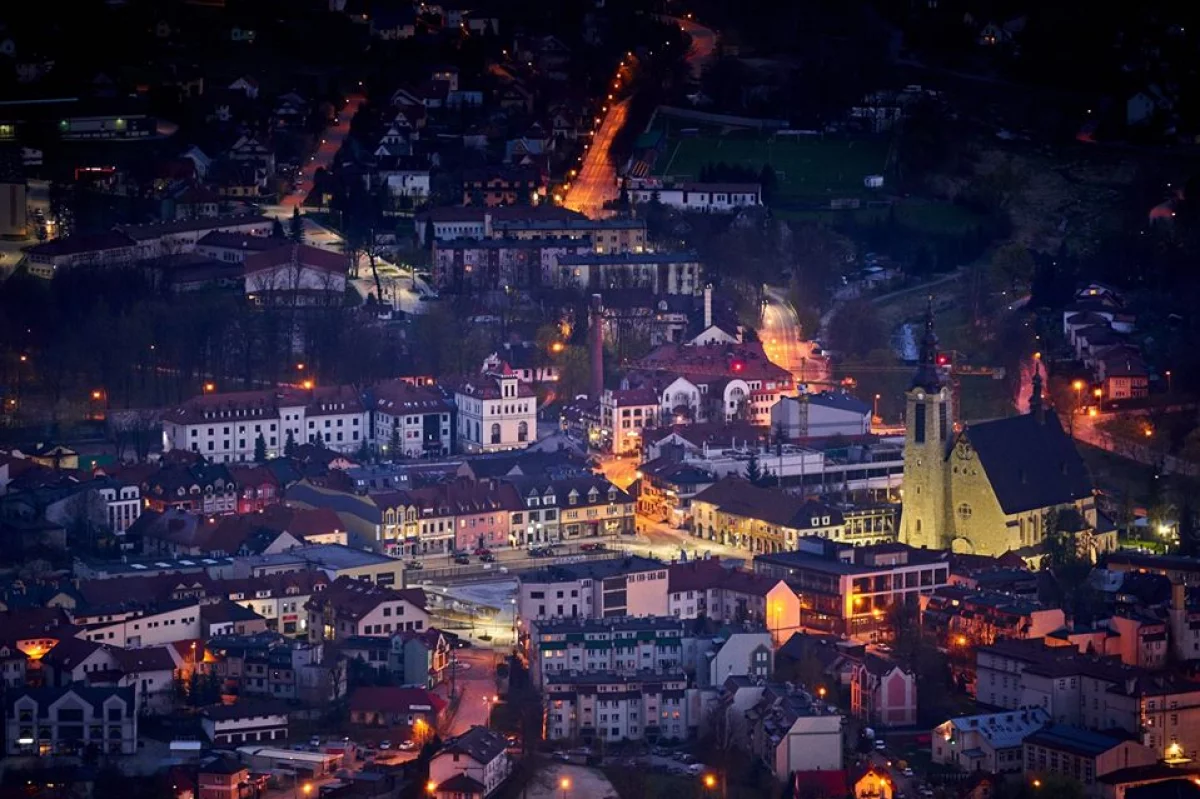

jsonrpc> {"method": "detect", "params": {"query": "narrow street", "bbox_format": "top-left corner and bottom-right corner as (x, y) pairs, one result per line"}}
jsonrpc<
(283, 92), (365, 209)
(762, 285), (830, 386)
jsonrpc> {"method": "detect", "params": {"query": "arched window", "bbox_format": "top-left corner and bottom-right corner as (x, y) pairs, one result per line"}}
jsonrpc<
(517, 421), (529, 442)
(490, 423), (501, 444)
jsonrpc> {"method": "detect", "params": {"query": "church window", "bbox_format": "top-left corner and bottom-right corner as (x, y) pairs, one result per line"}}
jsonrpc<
(957, 503), (972, 521)
(939, 403), (948, 440)
(914, 404), (926, 443)
(916, 519), (922, 533)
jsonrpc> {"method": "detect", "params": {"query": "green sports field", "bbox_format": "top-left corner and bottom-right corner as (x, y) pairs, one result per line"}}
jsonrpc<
(652, 134), (890, 200)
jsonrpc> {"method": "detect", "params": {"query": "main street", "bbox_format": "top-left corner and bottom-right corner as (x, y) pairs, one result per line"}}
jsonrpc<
(563, 98), (628, 218)
(762, 285), (830, 386)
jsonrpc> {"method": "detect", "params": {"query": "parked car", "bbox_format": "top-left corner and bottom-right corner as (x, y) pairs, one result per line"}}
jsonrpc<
(398, 740), (417, 751)
(474, 547), (492, 556)
(453, 553), (470, 565)
(479, 552), (496, 562)
(379, 740), (392, 750)
(310, 736), (322, 748)
(580, 542), (605, 551)
(875, 739), (887, 750)
(902, 768), (914, 778)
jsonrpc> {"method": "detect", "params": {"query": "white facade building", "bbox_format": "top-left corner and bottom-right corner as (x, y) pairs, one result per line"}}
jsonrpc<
(706, 631), (773, 687)
(201, 703), (289, 745)
(544, 670), (694, 743)
(626, 180), (761, 213)
(371, 379), (454, 458)
(7, 686), (137, 756)
(74, 603), (202, 649)
(454, 368), (537, 454)
(932, 707), (1050, 774)
(429, 727), (512, 799)
(161, 385), (368, 463)
(516, 557), (668, 624)
(95, 481), (141, 534)
(771, 392), (872, 439)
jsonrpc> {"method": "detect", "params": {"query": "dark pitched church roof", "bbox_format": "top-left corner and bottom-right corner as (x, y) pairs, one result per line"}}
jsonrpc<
(960, 412), (1092, 515)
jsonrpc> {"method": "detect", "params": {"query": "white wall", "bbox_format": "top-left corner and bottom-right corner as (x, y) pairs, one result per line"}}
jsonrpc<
(775, 714), (843, 778)
(77, 604), (202, 648)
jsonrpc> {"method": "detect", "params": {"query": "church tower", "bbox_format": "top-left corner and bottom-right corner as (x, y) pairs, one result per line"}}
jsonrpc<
(900, 299), (954, 550)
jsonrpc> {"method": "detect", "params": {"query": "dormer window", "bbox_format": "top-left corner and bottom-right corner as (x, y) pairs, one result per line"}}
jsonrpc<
(568, 491), (578, 506)
(607, 489), (616, 502)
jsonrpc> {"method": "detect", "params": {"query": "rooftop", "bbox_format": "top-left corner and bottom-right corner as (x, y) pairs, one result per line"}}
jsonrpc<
(521, 555), (664, 584)
(1024, 724), (1127, 757)
(943, 707), (1050, 749)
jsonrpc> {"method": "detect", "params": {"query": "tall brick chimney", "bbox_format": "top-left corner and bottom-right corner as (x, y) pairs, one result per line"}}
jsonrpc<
(590, 293), (604, 401)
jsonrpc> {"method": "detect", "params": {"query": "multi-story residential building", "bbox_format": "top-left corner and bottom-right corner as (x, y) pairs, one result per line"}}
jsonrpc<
(430, 726), (512, 799)
(142, 463), (239, 515)
(744, 682), (844, 781)
(600, 388), (659, 455)
(850, 654), (917, 728)
(6, 685), (137, 756)
(201, 702), (289, 745)
(432, 236), (591, 291)
(370, 379), (454, 459)
(221, 570), (330, 637)
(705, 630), (774, 687)
(415, 205), (586, 247)
(665, 558), (788, 625)
(516, 556), (668, 623)
(975, 639), (1200, 763)
(205, 634), (347, 705)
(528, 617), (686, 688)
(73, 600), (202, 648)
(1024, 725), (1157, 797)
(306, 576), (428, 644)
(492, 217), (647, 254)
(932, 707), (1051, 774)
(198, 756), (254, 799)
(454, 367), (538, 454)
(461, 166), (542, 207)
(754, 539), (951, 641)
(390, 628), (452, 688)
(922, 587), (1066, 648)
(544, 670), (692, 743)
(554, 251), (702, 295)
(555, 477), (636, 540)
(635, 458), (716, 527)
(161, 385), (368, 462)
(374, 480), (521, 556)
(93, 478), (141, 535)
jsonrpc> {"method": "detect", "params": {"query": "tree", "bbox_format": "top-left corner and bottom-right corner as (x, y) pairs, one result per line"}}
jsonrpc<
(254, 433), (267, 462)
(284, 430), (298, 457)
(1179, 498), (1199, 557)
(992, 242), (1035, 291)
(827, 298), (886, 359)
(290, 206), (304, 244)
(744, 451), (775, 487)
(271, 217), (286, 238)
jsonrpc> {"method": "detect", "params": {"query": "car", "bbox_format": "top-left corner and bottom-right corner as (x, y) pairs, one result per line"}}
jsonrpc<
(453, 553), (470, 565)
(554, 751), (570, 762)
(505, 735), (519, 747)
(903, 768), (914, 778)
(398, 740), (417, 751)
(405, 560), (424, 570)
(580, 542), (605, 551)
(474, 547), (492, 556)
(480, 552), (496, 562)
(379, 740), (392, 750)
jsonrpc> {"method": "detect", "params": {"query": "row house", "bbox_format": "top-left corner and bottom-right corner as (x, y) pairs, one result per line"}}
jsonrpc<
(635, 457), (716, 527)
(544, 670), (693, 743)
(374, 480), (521, 557)
(6, 686), (137, 756)
(921, 586), (1066, 648)
(733, 681), (843, 782)
(73, 600), (202, 649)
(665, 558), (789, 627)
(205, 634), (347, 706)
(975, 639), (1200, 764)
(305, 576), (428, 644)
(430, 726), (512, 799)
(221, 570), (330, 637)
(492, 217), (647, 254)
(461, 166), (543, 207)
(528, 617), (686, 688)
(691, 477), (847, 553)
(142, 462), (239, 515)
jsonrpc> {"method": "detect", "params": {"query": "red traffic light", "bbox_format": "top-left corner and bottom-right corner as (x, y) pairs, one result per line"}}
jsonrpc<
(936, 353), (950, 366)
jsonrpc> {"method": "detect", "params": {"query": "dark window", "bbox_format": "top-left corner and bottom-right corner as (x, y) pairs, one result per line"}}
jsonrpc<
(938, 402), (948, 440)
(913, 403), (926, 444)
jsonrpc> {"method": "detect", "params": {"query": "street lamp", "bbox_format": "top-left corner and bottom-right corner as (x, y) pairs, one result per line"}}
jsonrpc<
(1071, 380), (1084, 437)
(559, 777), (571, 799)
(703, 774), (718, 790)
(873, 393), (880, 421)
(203, 382), (216, 394)
(1166, 370), (1173, 393)
(426, 780), (437, 795)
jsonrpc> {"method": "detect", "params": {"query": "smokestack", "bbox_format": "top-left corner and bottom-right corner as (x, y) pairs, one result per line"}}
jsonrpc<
(590, 293), (604, 401)
(704, 284), (713, 329)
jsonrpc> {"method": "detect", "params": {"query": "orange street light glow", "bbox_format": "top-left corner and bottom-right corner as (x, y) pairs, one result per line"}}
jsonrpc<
(703, 774), (717, 789)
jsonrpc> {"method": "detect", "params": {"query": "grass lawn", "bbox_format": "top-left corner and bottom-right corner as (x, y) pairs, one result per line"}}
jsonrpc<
(653, 135), (889, 200)
(776, 201), (983, 234)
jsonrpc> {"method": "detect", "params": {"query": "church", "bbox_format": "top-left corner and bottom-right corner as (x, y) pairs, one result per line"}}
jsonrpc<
(898, 304), (1118, 560)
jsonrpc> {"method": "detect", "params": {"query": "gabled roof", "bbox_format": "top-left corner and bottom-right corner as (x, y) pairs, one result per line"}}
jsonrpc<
(243, 242), (349, 276)
(348, 685), (445, 715)
(306, 575), (426, 619)
(438, 725), (508, 765)
(959, 413), (1092, 515)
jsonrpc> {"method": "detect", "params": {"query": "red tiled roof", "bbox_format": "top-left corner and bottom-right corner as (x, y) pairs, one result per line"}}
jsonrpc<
(667, 560), (779, 596)
(793, 770), (848, 798)
(306, 576), (426, 620)
(348, 685), (446, 715)
(243, 242), (350, 275)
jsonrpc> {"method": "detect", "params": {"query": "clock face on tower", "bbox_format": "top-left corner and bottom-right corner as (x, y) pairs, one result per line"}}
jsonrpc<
(955, 440), (972, 461)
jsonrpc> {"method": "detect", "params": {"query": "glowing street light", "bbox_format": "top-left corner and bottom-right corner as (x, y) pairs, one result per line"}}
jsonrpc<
(550, 342), (565, 354)
(203, 382), (216, 394)
(559, 777), (572, 798)
(703, 774), (718, 790)
(426, 780), (437, 795)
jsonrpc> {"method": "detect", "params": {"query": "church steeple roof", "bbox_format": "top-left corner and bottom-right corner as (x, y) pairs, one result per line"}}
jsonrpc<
(911, 296), (944, 392)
